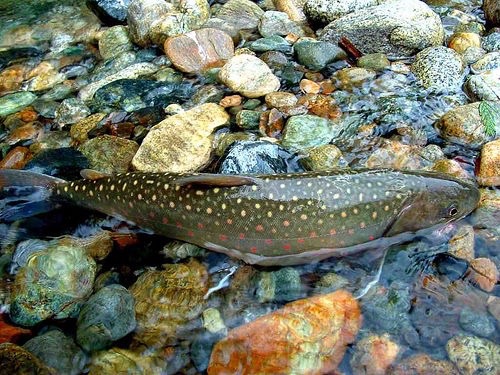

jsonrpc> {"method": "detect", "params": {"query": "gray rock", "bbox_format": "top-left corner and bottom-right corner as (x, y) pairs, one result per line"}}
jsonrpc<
(216, 0), (264, 31)
(319, 0), (444, 58)
(471, 52), (500, 74)
(256, 267), (303, 302)
(258, 11), (305, 38)
(357, 53), (390, 71)
(411, 46), (465, 92)
(294, 37), (345, 71)
(459, 308), (496, 338)
(55, 98), (91, 126)
(304, 0), (377, 25)
(462, 46), (487, 65)
(249, 35), (292, 53)
(464, 69), (500, 102)
(482, 32), (500, 52)
(98, 25), (134, 60)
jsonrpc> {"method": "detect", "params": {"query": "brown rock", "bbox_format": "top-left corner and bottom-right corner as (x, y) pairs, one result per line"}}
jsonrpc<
(297, 93), (341, 119)
(164, 28), (234, 74)
(259, 108), (285, 138)
(477, 139), (500, 187)
(467, 257), (499, 292)
(219, 94), (243, 108)
(300, 78), (321, 94)
(350, 334), (400, 375)
(448, 33), (481, 54)
(0, 146), (32, 169)
(5, 122), (44, 145)
(70, 113), (106, 145)
(208, 289), (361, 374)
(389, 353), (459, 375)
(0, 343), (56, 375)
(0, 64), (29, 95)
(447, 225), (475, 262)
(431, 159), (471, 182)
(484, 0), (500, 27)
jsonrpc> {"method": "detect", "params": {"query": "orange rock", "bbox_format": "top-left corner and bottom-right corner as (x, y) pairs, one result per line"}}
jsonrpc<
(0, 314), (31, 344)
(219, 95), (243, 108)
(5, 122), (44, 145)
(0, 146), (32, 169)
(300, 78), (321, 94)
(0, 64), (29, 95)
(477, 139), (500, 187)
(297, 94), (341, 120)
(208, 289), (361, 374)
(18, 107), (39, 123)
(467, 257), (499, 292)
(350, 334), (400, 375)
(259, 108), (285, 138)
(388, 353), (459, 375)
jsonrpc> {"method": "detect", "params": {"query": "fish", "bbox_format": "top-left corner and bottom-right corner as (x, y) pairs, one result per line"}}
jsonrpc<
(0, 168), (479, 266)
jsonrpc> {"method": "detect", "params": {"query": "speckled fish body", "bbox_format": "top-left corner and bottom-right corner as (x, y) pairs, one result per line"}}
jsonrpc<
(45, 168), (479, 265)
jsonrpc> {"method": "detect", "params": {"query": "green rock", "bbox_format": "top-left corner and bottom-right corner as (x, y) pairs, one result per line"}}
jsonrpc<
(99, 25), (134, 60)
(161, 241), (207, 259)
(357, 53), (390, 71)
(55, 98), (91, 126)
(294, 38), (345, 71)
(301, 144), (345, 170)
(236, 110), (261, 130)
(0, 91), (37, 117)
(281, 114), (337, 152)
(315, 273), (349, 294)
(77, 284), (136, 352)
(256, 267), (302, 302)
(215, 132), (256, 156)
(280, 63), (304, 86)
(242, 98), (262, 110)
(249, 35), (291, 53)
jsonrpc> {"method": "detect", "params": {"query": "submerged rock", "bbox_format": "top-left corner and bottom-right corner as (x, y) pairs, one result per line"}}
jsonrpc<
(55, 98), (92, 127)
(258, 10), (305, 38)
(446, 335), (500, 375)
(483, 0), (500, 27)
(464, 69), (500, 102)
(0, 92), (37, 117)
(350, 333), (400, 375)
(389, 354), (459, 374)
(294, 38), (345, 71)
(89, 347), (167, 374)
(86, 0), (131, 25)
(0, 343), (56, 375)
(208, 290), (361, 374)
(281, 114), (339, 152)
(98, 25), (134, 60)
(477, 139), (500, 187)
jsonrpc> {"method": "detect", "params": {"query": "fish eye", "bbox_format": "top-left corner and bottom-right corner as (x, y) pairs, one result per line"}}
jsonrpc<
(447, 205), (458, 217)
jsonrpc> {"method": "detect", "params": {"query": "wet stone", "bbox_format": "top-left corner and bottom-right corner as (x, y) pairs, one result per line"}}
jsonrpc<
(70, 113), (107, 144)
(431, 158), (471, 182)
(467, 258), (499, 292)
(215, 0), (264, 32)
(89, 347), (167, 374)
(0, 146), (32, 169)
(281, 114), (339, 152)
(471, 52), (500, 74)
(350, 333), (400, 375)
(161, 241), (207, 260)
(388, 354), (459, 375)
(264, 91), (298, 109)
(79, 135), (139, 174)
(458, 307), (496, 338)
(256, 267), (303, 302)
(0, 314), (31, 344)
(249, 35), (292, 53)
(258, 10), (305, 38)
(55, 98), (91, 127)
(0, 91), (37, 117)
(236, 110), (261, 130)
(446, 335), (500, 375)
(304, 0), (377, 25)
(482, 32), (500, 52)
(86, 0), (131, 25)
(0, 343), (56, 375)
(357, 53), (391, 71)
(294, 38), (345, 71)
(23, 329), (87, 375)
(448, 32), (481, 54)
(314, 272), (349, 294)
(464, 69), (500, 102)
(98, 25), (134, 60)
(300, 144), (345, 170)
(478, 139), (500, 187)
(447, 225), (475, 262)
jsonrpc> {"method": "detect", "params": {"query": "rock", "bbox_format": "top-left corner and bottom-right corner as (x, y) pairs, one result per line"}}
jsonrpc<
(77, 284), (136, 352)
(483, 0), (500, 27)
(467, 258), (499, 292)
(202, 308), (226, 334)
(459, 307), (496, 338)
(0, 64), (29, 95)
(70, 113), (107, 144)
(357, 53), (391, 71)
(57, 231), (114, 261)
(319, 0), (444, 58)
(55, 98), (91, 127)
(300, 78), (321, 93)
(471, 52), (500, 74)
(99, 25), (134, 60)
(0, 343), (56, 375)
(0, 92), (37, 117)
(164, 28), (234, 74)
(411, 46), (465, 92)
(249, 35), (292, 53)
(301, 144), (345, 170)
(435, 102), (497, 149)
(23, 330), (87, 375)
(79, 135), (139, 174)
(0, 146), (32, 169)
(89, 347), (167, 374)
(235, 110), (261, 130)
(274, 0), (307, 22)
(161, 241), (206, 260)
(256, 267), (303, 303)
(447, 225), (475, 262)
(465, 69), (500, 102)
(218, 54), (280, 98)
(350, 334), (400, 375)
(462, 46), (487, 65)
(218, 140), (304, 174)
(448, 32), (481, 54)
(216, 0), (264, 32)
(258, 11), (305, 38)
(304, 0), (377, 25)
(389, 354), (459, 375)
(265, 91), (298, 109)
(294, 38), (345, 71)
(9, 245), (96, 326)
(314, 273), (349, 294)
(482, 32), (500, 52)
(446, 335), (500, 375)
(296, 93), (341, 119)
(332, 67), (377, 91)
(478, 139), (500, 187)
(127, 0), (210, 47)
(0, 314), (31, 344)
(281, 114), (339, 152)
(431, 158), (471, 182)
(86, 0), (131, 25)
(207, 290), (361, 374)
(132, 103), (229, 172)
(24, 61), (66, 92)
(129, 259), (208, 347)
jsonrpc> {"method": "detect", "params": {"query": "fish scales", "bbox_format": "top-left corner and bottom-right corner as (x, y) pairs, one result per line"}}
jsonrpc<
(48, 169), (479, 265)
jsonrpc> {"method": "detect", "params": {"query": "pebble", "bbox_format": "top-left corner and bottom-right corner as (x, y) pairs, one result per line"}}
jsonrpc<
(258, 10), (305, 38)
(0, 91), (37, 117)
(0, 343), (56, 375)
(132, 103), (229, 172)
(478, 139), (500, 187)
(464, 69), (500, 101)
(388, 354), (459, 375)
(55, 98), (91, 126)
(249, 35), (292, 53)
(57, 231), (114, 261)
(86, 0), (131, 25)
(294, 37), (345, 71)
(411, 46), (465, 92)
(215, 0), (264, 32)
(25, 61), (66, 92)
(70, 113), (106, 144)
(357, 53), (391, 71)
(483, 0), (500, 27)
(0, 64), (29, 95)
(301, 144), (345, 170)
(350, 333), (400, 375)
(446, 335), (500, 375)
(218, 54), (280, 98)
(314, 272), (349, 294)
(274, 0), (307, 22)
(281, 114), (339, 152)
(332, 67), (377, 91)
(256, 267), (302, 302)
(300, 78), (321, 93)
(161, 241), (206, 260)
(431, 158), (471, 181)
(447, 225), (475, 262)
(164, 28), (234, 74)
(304, 0), (377, 25)
(265, 91), (298, 109)
(459, 307), (496, 338)
(0, 146), (32, 169)
(79, 135), (139, 174)
(319, 0), (444, 58)
(207, 290), (361, 374)
(482, 32), (500, 52)
(0, 314), (31, 344)
(202, 308), (226, 334)
(89, 347), (166, 374)
(23, 329), (87, 375)
(219, 94), (242, 108)
(448, 32), (481, 54)
(471, 52), (500, 74)
(235, 110), (261, 130)
(98, 25), (134, 60)
(467, 258), (499, 292)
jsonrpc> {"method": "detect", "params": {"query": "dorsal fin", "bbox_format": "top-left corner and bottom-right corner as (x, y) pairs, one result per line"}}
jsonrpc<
(174, 174), (260, 187)
(80, 169), (112, 180)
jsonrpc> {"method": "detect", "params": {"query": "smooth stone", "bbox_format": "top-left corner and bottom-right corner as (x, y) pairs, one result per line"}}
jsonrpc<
(235, 110), (261, 130)
(446, 335), (500, 375)
(0, 146), (32, 170)
(265, 91), (298, 109)
(258, 11), (305, 38)
(304, 0), (377, 25)
(459, 308), (496, 338)
(86, 0), (131, 25)
(357, 52), (391, 71)
(294, 37), (345, 71)
(202, 308), (226, 334)
(448, 32), (481, 54)
(319, 0), (444, 58)
(9, 245), (96, 326)
(331, 67), (377, 91)
(0, 92), (37, 117)
(256, 267), (303, 302)
(435, 102), (498, 149)
(164, 28), (234, 73)
(0, 64), (29, 95)
(447, 225), (475, 262)
(462, 46), (488, 65)
(471, 52), (500, 74)
(300, 144), (345, 170)
(478, 139), (500, 187)
(468, 258), (499, 292)
(411, 46), (465, 92)
(464, 69), (500, 101)
(99, 25), (134, 60)
(389, 354), (460, 374)
(55, 98), (91, 126)
(25, 61), (66, 92)
(218, 54), (280, 98)
(0, 47), (42, 70)
(216, 0), (264, 31)
(77, 284), (136, 352)
(274, 0), (307, 22)
(350, 334), (400, 375)
(70, 113), (107, 144)
(79, 135), (139, 174)
(0, 343), (55, 375)
(23, 330), (87, 375)
(89, 347), (167, 374)
(78, 62), (159, 102)
(483, 0), (500, 27)
(281, 114), (339, 151)
(482, 32), (500, 52)
(215, 132), (256, 156)
(132, 103), (229, 172)
(161, 241), (206, 260)
(208, 290), (361, 374)
(249, 35), (292, 53)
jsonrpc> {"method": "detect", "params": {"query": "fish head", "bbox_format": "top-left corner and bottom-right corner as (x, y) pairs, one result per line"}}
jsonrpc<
(385, 174), (480, 236)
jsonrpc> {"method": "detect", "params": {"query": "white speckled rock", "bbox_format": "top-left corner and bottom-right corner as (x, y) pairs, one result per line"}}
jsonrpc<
(411, 46), (465, 92)
(218, 54), (280, 98)
(465, 69), (500, 102)
(319, 0), (444, 58)
(132, 103), (230, 172)
(304, 0), (377, 25)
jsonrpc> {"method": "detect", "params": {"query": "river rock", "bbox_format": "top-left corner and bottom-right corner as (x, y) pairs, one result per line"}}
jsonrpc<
(350, 334), (400, 375)
(281, 114), (339, 152)
(258, 11), (305, 38)
(9, 245), (96, 326)
(294, 38), (345, 71)
(0, 91), (37, 117)
(127, 0), (210, 47)
(86, 0), (131, 25)
(164, 28), (234, 73)
(274, 0), (307, 22)
(468, 258), (499, 292)
(208, 290), (361, 374)
(357, 53), (391, 71)
(0, 64), (29, 95)
(482, 32), (500, 52)
(249, 35), (292, 53)
(389, 354), (459, 374)
(471, 52), (500, 74)
(464, 69), (500, 101)
(79, 135), (139, 174)
(411, 46), (465, 92)
(216, 0), (264, 32)
(89, 347), (167, 374)
(55, 98), (91, 126)
(0, 343), (56, 375)
(477, 139), (500, 187)
(70, 113), (107, 144)
(301, 144), (344, 170)
(319, 0), (444, 58)
(459, 307), (496, 338)
(129, 259), (209, 347)
(484, 0), (500, 27)
(304, 0), (377, 25)
(448, 32), (481, 54)
(447, 225), (475, 262)
(218, 54), (280, 98)
(435, 102), (498, 149)
(25, 61), (66, 92)
(23, 330), (87, 375)
(446, 335), (500, 375)
(132, 103), (229, 172)
(99, 25), (134, 60)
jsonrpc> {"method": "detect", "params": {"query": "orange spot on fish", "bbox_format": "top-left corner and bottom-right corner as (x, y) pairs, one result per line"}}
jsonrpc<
(309, 231), (317, 238)
(227, 219), (233, 225)
(219, 234), (228, 241)
(369, 235), (375, 241)
(187, 231), (194, 237)
(329, 228), (337, 235)
(250, 246), (258, 253)
(256, 224), (264, 232)
(239, 233), (245, 239)
(162, 217), (169, 224)
(283, 220), (290, 227)
(297, 238), (305, 244)
(265, 239), (272, 245)
(283, 243), (291, 251)
(197, 223), (204, 229)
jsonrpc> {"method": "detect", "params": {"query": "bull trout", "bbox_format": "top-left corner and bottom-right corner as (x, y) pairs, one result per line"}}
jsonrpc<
(0, 168), (479, 266)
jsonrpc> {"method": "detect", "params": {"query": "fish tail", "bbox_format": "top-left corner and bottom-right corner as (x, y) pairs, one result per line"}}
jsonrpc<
(0, 169), (66, 221)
